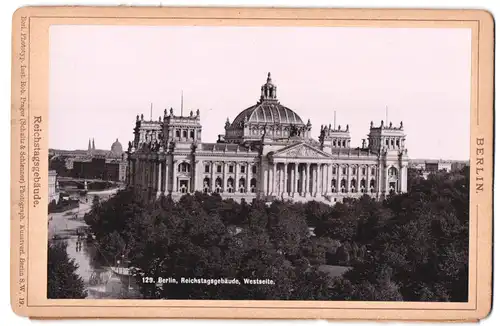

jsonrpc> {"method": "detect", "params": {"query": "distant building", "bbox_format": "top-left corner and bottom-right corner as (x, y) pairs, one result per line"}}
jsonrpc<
(408, 159), (469, 179)
(409, 159), (467, 173)
(48, 170), (59, 204)
(127, 73), (409, 204)
(49, 138), (128, 182)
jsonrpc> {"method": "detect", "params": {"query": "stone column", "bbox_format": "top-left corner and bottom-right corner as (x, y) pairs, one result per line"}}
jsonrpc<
(346, 164), (351, 193)
(357, 165), (362, 193)
(383, 164), (389, 196)
(283, 163), (289, 196)
(172, 160), (178, 193)
(300, 164), (305, 196)
(165, 159), (170, 193)
(324, 164), (328, 195)
(267, 165), (273, 196)
(276, 164), (284, 196)
(305, 163), (310, 197)
(193, 160), (199, 193)
(263, 165), (268, 196)
(156, 161), (162, 197)
(313, 164), (319, 197)
(271, 163), (277, 196)
(326, 164), (332, 195)
(400, 164), (407, 193)
(246, 162), (251, 193)
(235, 162), (239, 193)
(211, 162), (215, 192)
(291, 163), (296, 196)
(321, 164), (325, 194)
(222, 162), (227, 193)
(337, 165), (341, 193)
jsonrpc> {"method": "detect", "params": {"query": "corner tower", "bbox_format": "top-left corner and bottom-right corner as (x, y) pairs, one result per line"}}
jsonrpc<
(368, 120), (408, 195)
(319, 124), (351, 152)
(163, 108), (202, 150)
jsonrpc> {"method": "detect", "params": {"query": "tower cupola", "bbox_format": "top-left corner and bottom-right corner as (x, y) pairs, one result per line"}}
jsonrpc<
(260, 72), (278, 102)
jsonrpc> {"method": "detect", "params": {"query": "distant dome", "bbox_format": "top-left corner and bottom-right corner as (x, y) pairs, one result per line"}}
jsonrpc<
(111, 138), (123, 155)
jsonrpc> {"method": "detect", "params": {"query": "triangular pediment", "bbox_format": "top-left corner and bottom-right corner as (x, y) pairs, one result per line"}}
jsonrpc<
(272, 142), (331, 159)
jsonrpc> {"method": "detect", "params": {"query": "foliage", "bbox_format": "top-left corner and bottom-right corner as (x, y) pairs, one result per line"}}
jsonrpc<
(84, 168), (469, 301)
(47, 241), (87, 299)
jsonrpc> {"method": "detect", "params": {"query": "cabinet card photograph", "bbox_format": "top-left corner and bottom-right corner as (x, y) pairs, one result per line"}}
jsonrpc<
(11, 6), (493, 320)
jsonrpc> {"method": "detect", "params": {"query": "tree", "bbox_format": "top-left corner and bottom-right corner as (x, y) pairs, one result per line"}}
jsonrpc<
(47, 241), (87, 299)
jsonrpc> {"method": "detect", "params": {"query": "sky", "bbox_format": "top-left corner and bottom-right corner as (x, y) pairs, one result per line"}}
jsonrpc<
(49, 25), (472, 160)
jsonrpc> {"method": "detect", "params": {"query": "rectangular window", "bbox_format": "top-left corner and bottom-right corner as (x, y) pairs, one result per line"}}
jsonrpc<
(229, 165), (234, 173)
(183, 130), (187, 138)
(342, 167), (346, 175)
(371, 168), (376, 175)
(204, 164), (210, 173)
(240, 165), (245, 173)
(217, 165), (222, 173)
(190, 131), (195, 139)
(252, 166), (257, 174)
(332, 167), (336, 174)
(362, 168), (366, 175)
(176, 130), (180, 138)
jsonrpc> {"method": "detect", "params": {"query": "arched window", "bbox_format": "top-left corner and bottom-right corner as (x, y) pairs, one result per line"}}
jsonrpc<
(203, 177), (210, 193)
(239, 177), (246, 193)
(370, 179), (376, 193)
(227, 177), (234, 193)
(215, 177), (222, 193)
(350, 178), (356, 192)
(178, 162), (190, 173)
(183, 130), (187, 138)
(176, 130), (180, 138)
(190, 130), (195, 139)
(331, 179), (337, 192)
(250, 178), (257, 193)
(341, 179), (347, 193)
(360, 179), (366, 193)
(388, 167), (398, 177)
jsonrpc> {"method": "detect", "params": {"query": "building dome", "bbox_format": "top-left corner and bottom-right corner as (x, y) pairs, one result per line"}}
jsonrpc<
(230, 72), (304, 128)
(111, 138), (123, 155)
(231, 102), (304, 127)
(224, 73), (311, 143)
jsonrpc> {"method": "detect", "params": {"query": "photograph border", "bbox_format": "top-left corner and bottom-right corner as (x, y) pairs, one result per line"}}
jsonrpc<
(10, 6), (493, 320)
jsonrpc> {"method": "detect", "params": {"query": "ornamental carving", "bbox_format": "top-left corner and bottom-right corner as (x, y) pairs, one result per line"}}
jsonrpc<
(277, 145), (328, 158)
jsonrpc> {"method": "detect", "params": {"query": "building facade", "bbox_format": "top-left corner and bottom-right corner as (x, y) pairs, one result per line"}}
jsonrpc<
(48, 170), (59, 204)
(49, 138), (128, 182)
(127, 73), (409, 204)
